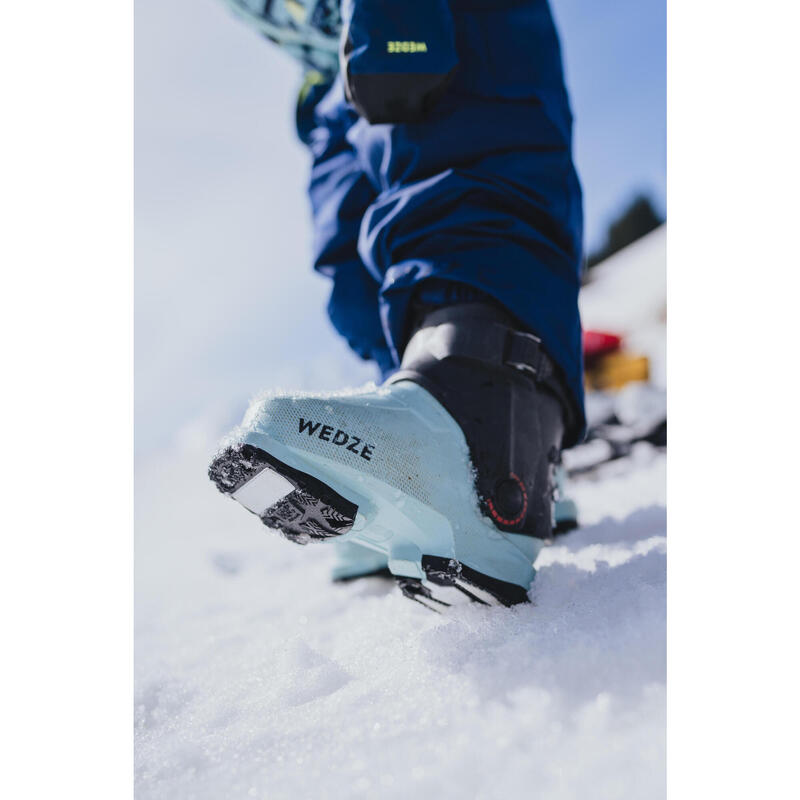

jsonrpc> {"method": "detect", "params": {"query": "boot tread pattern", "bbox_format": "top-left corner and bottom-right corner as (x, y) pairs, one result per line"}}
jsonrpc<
(210, 445), (531, 606)
(209, 444), (357, 545)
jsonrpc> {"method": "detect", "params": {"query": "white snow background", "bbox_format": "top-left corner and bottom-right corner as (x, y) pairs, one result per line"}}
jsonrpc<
(135, 2), (666, 798)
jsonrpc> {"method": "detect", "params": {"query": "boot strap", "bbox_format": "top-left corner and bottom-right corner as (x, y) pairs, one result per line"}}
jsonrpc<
(402, 319), (555, 382)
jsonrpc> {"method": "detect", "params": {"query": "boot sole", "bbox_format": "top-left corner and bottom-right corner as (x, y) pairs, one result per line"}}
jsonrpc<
(209, 443), (532, 607)
(209, 444), (357, 544)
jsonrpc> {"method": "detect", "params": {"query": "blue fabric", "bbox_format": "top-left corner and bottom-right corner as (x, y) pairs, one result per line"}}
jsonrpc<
(302, 0), (585, 441)
(341, 0), (457, 76)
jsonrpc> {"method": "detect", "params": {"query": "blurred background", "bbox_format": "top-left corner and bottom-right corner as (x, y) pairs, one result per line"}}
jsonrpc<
(135, 3), (666, 797)
(135, 0), (665, 457)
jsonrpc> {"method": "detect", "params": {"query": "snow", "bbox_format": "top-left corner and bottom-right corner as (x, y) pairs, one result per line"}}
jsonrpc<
(579, 226), (666, 335)
(135, 435), (665, 800)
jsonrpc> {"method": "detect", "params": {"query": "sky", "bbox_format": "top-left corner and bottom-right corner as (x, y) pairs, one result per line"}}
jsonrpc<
(135, 0), (666, 454)
(550, 0), (666, 240)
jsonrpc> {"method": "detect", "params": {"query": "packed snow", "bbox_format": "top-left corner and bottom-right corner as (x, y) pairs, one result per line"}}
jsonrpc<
(136, 428), (664, 800)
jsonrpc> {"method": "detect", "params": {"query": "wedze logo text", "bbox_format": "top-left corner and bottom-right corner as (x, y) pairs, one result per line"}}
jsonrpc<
(298, 418), (375, 461)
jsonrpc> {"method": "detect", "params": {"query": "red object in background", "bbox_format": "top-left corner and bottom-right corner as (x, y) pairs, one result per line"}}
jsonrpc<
(583, 330), (623, 363)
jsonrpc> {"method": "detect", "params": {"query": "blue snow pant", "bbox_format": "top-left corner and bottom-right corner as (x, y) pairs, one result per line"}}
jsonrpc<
(299, 0), (585, 443)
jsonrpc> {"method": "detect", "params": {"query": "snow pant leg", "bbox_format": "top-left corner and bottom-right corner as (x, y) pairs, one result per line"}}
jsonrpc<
(348, 0), (585, 440)
(301, 78), (394, 375)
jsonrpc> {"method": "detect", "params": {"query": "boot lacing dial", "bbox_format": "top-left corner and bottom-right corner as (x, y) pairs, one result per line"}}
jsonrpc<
(486, 473), (528, 528)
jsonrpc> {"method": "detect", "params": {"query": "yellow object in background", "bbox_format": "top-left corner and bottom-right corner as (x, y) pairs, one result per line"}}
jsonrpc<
(585, 352), (650, 391)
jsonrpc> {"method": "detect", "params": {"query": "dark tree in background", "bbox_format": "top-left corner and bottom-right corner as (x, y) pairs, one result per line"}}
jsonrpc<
(587, 194), (664, 269)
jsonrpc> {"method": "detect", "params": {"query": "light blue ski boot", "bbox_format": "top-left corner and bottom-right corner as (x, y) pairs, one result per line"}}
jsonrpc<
(209, 304), (575, 607)
(330, 541), (391, 583)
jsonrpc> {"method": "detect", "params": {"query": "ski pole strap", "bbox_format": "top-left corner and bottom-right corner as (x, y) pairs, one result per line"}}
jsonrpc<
(401, 305), (555, 383)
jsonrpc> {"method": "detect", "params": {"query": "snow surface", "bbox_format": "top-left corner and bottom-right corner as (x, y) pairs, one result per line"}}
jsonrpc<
(135, 431), (665, 800)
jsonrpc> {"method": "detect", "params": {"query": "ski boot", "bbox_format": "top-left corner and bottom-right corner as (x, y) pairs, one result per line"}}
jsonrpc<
(330, 541), (391, 582)
(209, 304), (573, 607)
